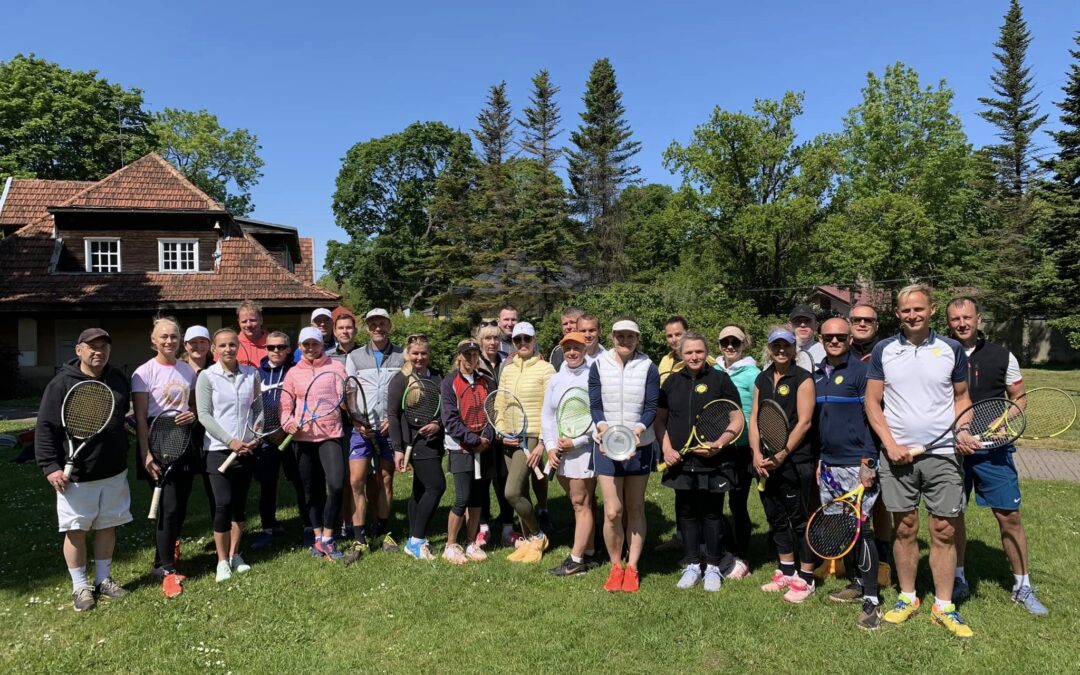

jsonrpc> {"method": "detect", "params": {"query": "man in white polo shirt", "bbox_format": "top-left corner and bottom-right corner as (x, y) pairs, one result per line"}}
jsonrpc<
(864, 284), (979, 638)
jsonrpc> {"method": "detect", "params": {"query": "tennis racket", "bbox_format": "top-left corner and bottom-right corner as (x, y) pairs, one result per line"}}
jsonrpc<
(60, 380), (116, 479)
(806, 483), (866, 559)
(458, 386), (487, 479)
(278, 371), (346, 451)
(1017, 387), (1077, 440)
(219, 383), (283, 472)
(147, 411), (193, 519)
(658, 398), (744, 472)
(756, 399), (790, 492)
(402, 378), (442, 468)
(545, 387), (593, 479)
(907, 397), (1025, 457)
(345, 376), (370, 428)
(485, 388), (544, 479)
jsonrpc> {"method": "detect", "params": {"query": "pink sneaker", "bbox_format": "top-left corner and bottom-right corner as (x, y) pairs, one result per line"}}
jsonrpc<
(761, 570), (793, 592)
(726, 559), (750, 579)
(466, 543), (488, 562)
(783, 577), (816, 604)
(475, 529), (489, 549)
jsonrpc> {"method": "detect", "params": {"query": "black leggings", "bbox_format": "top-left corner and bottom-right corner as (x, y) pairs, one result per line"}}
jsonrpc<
(854, 526), (880, 596)
(151, 469), (193, 569)
(295, 439), (345, 531)
(205, 452), (253, 533)
(759, 462), (817, 564)
(725, 486), (752, 559)
(677, 488), (735, 569)
(254, 444), (281, 530)
(482, 444), (514, 525)
(451, 470), (491, 517)
(407, 458), (446, 539)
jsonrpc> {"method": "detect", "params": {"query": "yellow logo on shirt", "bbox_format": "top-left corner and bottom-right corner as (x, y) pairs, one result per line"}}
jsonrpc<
(834, 375), (844, 385)
(695, 383), (708, 394)
(777, 384), (790, 396)
(932, 347), (943, 357)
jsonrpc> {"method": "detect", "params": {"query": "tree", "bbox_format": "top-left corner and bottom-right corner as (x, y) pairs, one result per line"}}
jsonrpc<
(978, 0), (1047, 198)
(617, 183), (682, 284)
(567, 58), (641, 283)
(0, 54), (156, 180)
(326, 121), (472, 311)
(153, 108), (264, 215)
(518, 70), (562, 169)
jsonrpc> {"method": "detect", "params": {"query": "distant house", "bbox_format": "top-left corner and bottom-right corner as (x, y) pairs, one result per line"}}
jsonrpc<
(0, 153), (339, 389)
(807, 285), (887, 318)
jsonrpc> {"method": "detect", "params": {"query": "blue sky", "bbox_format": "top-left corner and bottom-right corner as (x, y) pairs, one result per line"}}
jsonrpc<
(3, 1), (1078, 275)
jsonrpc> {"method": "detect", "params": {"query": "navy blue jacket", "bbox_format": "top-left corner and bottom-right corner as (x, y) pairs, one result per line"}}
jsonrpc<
(813, 351), (876, 465)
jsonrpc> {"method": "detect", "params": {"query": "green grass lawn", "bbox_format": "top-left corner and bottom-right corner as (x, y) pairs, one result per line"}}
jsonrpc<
(1018, 367), (1080, 452)
(1, 453), (1078, 673)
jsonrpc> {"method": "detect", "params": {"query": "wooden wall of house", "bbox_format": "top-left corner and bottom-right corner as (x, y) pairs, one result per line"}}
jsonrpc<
(54, 212), (223, 273)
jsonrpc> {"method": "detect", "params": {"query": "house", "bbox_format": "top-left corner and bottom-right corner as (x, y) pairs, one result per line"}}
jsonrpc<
(0, 153), (339, 390)
(807, 285), (887, 318)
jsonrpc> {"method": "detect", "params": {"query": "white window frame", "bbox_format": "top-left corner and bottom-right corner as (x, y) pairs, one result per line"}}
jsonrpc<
(84, 238), (122, 273)
(158, 238), (200, 273)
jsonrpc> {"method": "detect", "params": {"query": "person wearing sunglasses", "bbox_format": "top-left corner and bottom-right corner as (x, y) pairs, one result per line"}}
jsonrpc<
(848, 304), (880, 361)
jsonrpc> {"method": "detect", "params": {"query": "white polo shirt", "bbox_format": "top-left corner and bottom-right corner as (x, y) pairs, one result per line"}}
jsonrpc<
(867, 330), (967, 455)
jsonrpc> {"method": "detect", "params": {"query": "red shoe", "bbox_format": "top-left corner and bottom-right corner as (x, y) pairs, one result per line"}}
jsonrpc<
(163, 572), (185, 598)
(622, 565), (640, 593)
(604, 563), (624, 592)
(174, 539), (182, 563)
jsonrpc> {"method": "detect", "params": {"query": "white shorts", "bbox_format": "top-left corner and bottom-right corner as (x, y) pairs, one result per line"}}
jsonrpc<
(558, 445), (595, 480)
(56, 470), (132, 532)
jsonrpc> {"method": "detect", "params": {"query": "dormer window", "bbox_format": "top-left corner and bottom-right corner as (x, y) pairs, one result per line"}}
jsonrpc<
(85, 238), (121, 272)
(159, 239), (199, 272)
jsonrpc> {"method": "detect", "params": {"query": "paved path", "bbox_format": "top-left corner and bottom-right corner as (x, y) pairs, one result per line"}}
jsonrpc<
(1013, 447), (1080, 482)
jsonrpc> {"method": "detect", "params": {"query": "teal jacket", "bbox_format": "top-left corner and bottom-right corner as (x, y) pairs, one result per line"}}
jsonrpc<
(715, 356), (760, 446)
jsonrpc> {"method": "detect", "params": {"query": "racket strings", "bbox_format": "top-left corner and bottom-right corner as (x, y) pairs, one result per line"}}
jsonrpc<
(404, 381), (441, 426)
(557, 397), (592, 437)
(695, 403), (739, 443)
(345, 379), (369, 424)
(63, 383), (114, 437)
(307, 373), (346, 417)
(807, 506), (860, 558)
(1022, 389), (1077, 439)
(460, 391), (487, 432)
(758, 405), (789, 453)
(966, 399), (1025, 446)
(485, 391), (525, 436)
(149, 416), (190, 463)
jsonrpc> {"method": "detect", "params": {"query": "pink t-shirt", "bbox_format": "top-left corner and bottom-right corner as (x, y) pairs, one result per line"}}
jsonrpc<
(132, 358), (198, 417)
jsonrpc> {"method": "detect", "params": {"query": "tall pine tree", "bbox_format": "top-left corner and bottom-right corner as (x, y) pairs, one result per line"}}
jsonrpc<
(567, 58), (641, 283)
(471, 82), (518, 307)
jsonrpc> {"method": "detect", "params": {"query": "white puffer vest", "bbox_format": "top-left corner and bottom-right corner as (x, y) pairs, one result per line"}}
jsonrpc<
(595, 349), (655, 446)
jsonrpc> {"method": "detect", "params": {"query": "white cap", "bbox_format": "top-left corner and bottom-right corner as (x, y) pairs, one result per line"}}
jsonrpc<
(311, 308), (332, 321)
(611, 319), (640, 334)
(511, 322), (536, 338)
(365, 308), (391, 321)
(184, 325), (210, 342)
(299, 327), (323, 344)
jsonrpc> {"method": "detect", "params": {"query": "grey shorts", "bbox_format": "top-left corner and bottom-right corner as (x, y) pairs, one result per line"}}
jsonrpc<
(878, 453), (965, 518)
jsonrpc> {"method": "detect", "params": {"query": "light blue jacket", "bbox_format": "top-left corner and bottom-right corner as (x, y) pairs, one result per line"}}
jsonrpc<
(716, 356), (760, 446)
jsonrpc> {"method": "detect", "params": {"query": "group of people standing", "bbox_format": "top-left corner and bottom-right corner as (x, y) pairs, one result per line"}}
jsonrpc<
(36, 287), (1047, 636)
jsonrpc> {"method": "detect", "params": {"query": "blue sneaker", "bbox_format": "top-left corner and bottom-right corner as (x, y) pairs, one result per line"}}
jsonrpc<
(315, 539), (344, 562)
(1012, 586), (1049, 616)
(404, 538), (434, 560)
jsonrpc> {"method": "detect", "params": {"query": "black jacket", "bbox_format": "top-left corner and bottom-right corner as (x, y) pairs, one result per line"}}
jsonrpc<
(659, 367), (742, 473)
(36, 360), (131, 481)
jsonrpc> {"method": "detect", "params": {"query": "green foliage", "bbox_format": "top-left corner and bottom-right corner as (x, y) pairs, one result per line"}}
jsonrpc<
(153, 108), (264, 215)
(0, 53), (156, 180)
(617, 183), (682, 285)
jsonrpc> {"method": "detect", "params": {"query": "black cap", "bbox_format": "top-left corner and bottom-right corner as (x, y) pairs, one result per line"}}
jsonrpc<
(788, 305), (817, 321)
(77, 328), (111, 344)
(458, 341), (481, 354)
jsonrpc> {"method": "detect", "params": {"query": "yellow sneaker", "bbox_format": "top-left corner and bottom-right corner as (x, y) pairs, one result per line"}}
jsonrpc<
(930, 603), (974, 638)
(883, 595), (921, 624)
(877, 561), (892, 588)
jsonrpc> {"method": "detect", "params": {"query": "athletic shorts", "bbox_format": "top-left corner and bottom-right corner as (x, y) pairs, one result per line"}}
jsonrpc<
(879, 453), (965, 518)
(593, 442), (655, 477)
(963, 446), (1022, 511)
(819, 463), (879, 521)
(56, 470), (132, 532)
(556, 445), (595, 480)
(348, 429), (393, 462)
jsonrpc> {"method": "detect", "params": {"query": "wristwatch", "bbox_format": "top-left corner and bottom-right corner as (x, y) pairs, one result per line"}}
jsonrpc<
(861, 457), (878, 470)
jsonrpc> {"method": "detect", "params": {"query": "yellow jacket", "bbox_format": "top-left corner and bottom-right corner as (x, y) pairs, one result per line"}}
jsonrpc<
(500, 354), (555, 435)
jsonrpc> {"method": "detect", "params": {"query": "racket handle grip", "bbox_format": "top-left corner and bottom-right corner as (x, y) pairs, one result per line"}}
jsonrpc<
(219, 451), (238, 473)
(278, 433), (295, 451)
(907, 445), (926, 459)
(473, 453), (482, 480)
(657, 461), (669, 472)
(403, 445), (413, 469)
(757, 477), (766, 492)
(148, 486), (163, 519)
(532, 464), (544, 480)
(63, 462), (74, 479)
(542, 460), (555, 481)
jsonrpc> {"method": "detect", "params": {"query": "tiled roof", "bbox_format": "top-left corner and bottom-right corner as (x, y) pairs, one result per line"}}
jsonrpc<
(296, 237), (315, 283)
(0, 178), (95, 229)
(57, 153), (225, 212)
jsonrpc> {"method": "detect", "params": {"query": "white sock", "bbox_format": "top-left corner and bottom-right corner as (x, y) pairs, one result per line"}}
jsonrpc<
(570, 554), (583, 564)
(863, 595), (880, 605)
(480, 523), (490, 534)
(93, 559), (111, 585)
(69, 567), (89, 591)
(955, 566), (966, 583)
(899, 590), (917, 604)
(934, 596), (951, 611)
(1014, 574), (1030, 590)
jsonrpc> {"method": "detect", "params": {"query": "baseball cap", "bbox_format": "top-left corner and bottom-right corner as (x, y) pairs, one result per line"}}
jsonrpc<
(718, 326), (747, 343)
(788, 305), (817, 321)
(331, 306), (356, 323)
(458, 340), (481, 354)
(365, 308), (391, 321)
(611, 319), (640, 334)
(311, 308), (332, 322)
(511, 322), (536, 338)
(767, 328), (797, 345)
(560, 331), (586, 347)
(299, 327), (324, 344)
(184, 326), (210, 342)
(77, 328), (111, 344)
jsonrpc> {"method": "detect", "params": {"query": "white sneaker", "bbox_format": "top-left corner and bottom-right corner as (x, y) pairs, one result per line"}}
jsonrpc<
(215, 560), (232, 583)
(677, 564), (703, 589)
(703, 565), (723, 592)
(230, 554), (251, 573)
(726, 559), (750, 579)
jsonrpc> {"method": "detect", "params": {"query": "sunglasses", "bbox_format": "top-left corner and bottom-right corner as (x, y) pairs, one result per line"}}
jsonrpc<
(850, 316), (877, 324)
(266, 344), (289, 352)
(512, 335), (534, 344)
(823, 334), (850, 343)
(479, 320), (498, 327)
(406, 333), (428, 344)
(719, 338), (742, 348)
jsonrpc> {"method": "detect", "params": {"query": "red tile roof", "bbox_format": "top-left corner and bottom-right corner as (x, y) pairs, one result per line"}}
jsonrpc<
(56, 153), (225, 212)
(0, 178), (95, 230)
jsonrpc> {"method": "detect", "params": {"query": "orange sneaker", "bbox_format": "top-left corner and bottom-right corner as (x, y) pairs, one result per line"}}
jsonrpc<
(621, 565), (640, 593)
(163, 572), (185, 599)
(604, 563), (624, 592)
